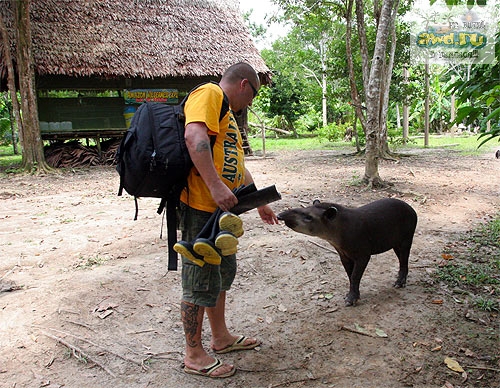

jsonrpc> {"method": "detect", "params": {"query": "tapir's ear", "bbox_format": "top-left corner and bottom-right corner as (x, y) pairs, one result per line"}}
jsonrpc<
(323, 207), (338, 220)
(313, 199), (321, 205)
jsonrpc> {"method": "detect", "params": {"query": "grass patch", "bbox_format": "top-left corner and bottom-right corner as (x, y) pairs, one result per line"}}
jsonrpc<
(248, 134), (497, 154)
(248, 135), (346, 151)
(0, 145), (22, 170)
(75, 255), (108, 269)
(398, 134), (498, 155)
(435, 216), (500, 312)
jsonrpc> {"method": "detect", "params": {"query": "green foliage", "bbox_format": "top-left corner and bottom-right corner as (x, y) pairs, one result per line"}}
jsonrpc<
(260, 3), (355, 132)
(265, 68), (307, 126)
(294, 107), (322, 133)
(248, 135), (346, 152)
(0, 145), (21, 171)
(76, 254), (108, 269)
(448, 32), (500, 146)
(317, 122), (349, 142)
(248, 133), (494, 155)
(38, 90), (120, 98)
(0, 118), (11, 145)
(435, 215), (500, 312)
(0, 93), (12, 145)
(407, 65), (457, 134)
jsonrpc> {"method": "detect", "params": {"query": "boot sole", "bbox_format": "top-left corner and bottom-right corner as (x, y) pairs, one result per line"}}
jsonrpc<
(219, 213), (244, 237)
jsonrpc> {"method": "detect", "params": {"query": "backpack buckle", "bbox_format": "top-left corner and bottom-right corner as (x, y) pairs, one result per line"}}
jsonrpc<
(150, 151), (157, 171)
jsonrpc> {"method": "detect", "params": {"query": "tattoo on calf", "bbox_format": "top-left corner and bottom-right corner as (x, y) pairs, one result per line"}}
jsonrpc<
(181, 302), (200, 348)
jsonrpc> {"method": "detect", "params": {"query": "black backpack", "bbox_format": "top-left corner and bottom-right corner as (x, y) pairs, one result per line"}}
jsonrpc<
(116, 82), (229, 270)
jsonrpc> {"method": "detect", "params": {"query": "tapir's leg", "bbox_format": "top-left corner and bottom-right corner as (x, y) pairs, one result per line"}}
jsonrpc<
(345, 256), (370, 306)
(393, 239), (412, 288)
(339, 255), (354, 278)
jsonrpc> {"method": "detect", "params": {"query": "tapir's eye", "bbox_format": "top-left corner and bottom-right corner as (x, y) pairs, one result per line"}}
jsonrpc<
(303, 215), (313, 223)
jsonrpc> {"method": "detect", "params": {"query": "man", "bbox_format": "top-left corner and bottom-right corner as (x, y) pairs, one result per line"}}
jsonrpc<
(179, 62), (278, 378)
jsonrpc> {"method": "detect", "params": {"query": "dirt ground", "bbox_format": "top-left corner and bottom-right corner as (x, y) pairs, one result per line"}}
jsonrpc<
(1, 145), (499, 388)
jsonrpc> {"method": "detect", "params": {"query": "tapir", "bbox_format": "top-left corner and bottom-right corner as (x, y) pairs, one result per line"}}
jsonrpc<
(278, 198), (418, 306)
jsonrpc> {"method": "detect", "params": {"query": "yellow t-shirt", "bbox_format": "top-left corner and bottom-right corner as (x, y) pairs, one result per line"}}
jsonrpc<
(180, 83), (245, 212)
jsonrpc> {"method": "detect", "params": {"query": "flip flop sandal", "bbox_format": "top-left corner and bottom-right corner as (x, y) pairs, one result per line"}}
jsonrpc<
(183, 358), (236, 378)
(213, 335), (261, 354)
(193, 238), (222, 265)
(173, 240), (205, 267)
(218, 212), (244, 237)
(215, 231), (238, 256)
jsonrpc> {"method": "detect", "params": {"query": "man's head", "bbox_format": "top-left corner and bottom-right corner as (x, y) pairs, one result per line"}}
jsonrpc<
(219, 62), (260, 113)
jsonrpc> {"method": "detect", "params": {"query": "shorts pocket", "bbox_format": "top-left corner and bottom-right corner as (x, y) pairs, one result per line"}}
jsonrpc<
(182, 262), (211, 292)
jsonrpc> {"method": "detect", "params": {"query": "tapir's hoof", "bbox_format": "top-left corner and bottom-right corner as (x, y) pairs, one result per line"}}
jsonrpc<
(394, 278), (407, 288)
(344, 294), (359, 307)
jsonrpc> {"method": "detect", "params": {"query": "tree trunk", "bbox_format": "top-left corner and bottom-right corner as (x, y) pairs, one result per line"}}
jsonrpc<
(378, 13), (398, 157)
(346, 0), (367, 135)
(362, 0), (399, 187)
(450, 74), (457, 133)
(424, 62), (430, 147)
(403, 66), (409, 142)
(7, 101), (19, 154)
(11, 0), (51, 172)
(320, 37), (328, 128)
(0, 11), (22, 155)
(355, 0), (370, 94)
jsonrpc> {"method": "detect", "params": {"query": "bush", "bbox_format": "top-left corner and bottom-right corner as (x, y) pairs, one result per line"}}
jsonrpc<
(0, 118), (13, 146)
(317, 122), (342, 141)
(294, 109), (322, 133)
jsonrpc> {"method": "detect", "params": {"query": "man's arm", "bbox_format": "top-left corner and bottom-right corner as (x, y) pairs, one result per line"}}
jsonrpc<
(184, 122), (237, 212)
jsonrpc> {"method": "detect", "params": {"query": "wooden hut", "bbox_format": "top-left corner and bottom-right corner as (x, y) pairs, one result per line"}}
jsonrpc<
(0, 0), (269, 151)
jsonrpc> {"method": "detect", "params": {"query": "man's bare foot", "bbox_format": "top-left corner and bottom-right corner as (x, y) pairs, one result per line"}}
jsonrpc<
(211, 335), (260, 354)
(184, 355), (235, 378)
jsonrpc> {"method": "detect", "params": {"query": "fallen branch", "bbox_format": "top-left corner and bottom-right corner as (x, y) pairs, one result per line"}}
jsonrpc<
(341, 325), (373, 337)
(238, 365), (306, 373)
(40, 331), (116, 378)
(36, 326), (143, 368)
(268, 376), (318, 387)
(63, 320), (95, 332)
(290, 306), (315, 315)
(142, 351), (182, 367)
(340, 324), (387, 338)
(248, 122), (292, 135)
(1, 265), (18, 280)
(127, 329), (156, 335)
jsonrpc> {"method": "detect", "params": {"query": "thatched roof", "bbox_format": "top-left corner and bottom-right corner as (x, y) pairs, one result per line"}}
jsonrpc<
(0, 0), (270, 86)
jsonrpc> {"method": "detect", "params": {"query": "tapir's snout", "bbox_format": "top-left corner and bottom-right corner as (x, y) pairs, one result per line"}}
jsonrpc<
(277, 210), (288, 221)
(277, 210), (297, 228)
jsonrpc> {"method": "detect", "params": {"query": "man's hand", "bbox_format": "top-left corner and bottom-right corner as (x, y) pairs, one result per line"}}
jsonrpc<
(210, 183), (238, 212)
(257, 205), (279, 225)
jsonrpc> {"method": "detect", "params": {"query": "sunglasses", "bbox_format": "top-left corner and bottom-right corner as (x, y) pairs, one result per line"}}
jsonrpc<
(247, 79), (258, 98)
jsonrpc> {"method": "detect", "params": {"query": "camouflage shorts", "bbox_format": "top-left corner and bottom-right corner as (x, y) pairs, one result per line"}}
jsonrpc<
(178, 203), (237, 307)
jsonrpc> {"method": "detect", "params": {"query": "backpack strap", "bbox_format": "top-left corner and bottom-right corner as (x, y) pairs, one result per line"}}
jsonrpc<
(167, 201), (178, 271)
(179, 81), (229, 119)
(116, 134), (128, 197)
(157, 193), (179, 271)
(219, 90), (229, 121)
